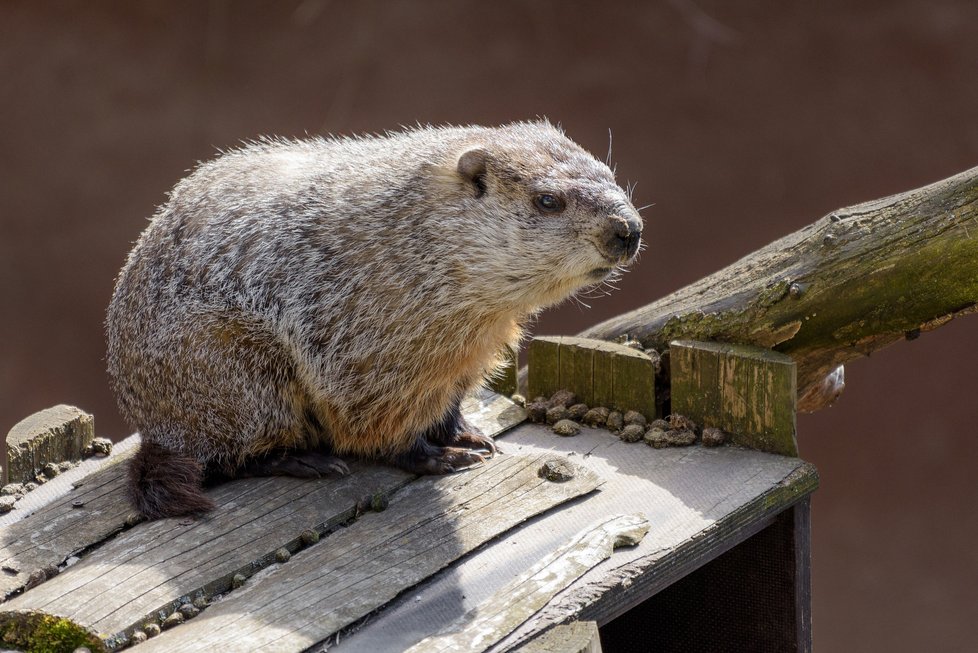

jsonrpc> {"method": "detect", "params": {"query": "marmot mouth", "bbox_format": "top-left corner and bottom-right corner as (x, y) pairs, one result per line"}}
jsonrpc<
(587, 266), (616, 280)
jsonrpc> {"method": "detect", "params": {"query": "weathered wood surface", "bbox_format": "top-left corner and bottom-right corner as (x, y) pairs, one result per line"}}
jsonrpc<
(0, 389), (523, 608)
(463, 386), (528, 435)
(0, 390), (816, 653)
(5, 405), (95, 484)
(515, 622), (602, 653)
(407, 515), (647, 653)
(1, 461), (413, 648)
(332, 421), (817, 652)
(135, 453), (600, 653)
(527, 337), (656, 418)
(671, 339), (798, 456)
(0, 435), (138, 530)
(0, 444), (136, 600)
(580, 166), (978, 411)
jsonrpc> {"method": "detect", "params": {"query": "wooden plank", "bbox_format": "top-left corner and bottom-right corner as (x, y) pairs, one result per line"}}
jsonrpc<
(526, 337), (656, 419)
(136, 453), (601, 653)
(516, 622), (602, 653)
(668, 340), (721, 422)
(794, 498), (813, 653)
(0, 449), (135, 601)
(1, 463), (414, 648)
(333, 422), (816, 652)
(0, 391), (521, 605)
(0, 435), (139, 529)
(5, 405), (95, 484)
(406, 515), (647, 653)
(527, 337), (562, 400)
(671, 340), (798, 456)
(0, 390), (526, 645)
(590, 342), (617, 409)
(461, 387), (527, 436)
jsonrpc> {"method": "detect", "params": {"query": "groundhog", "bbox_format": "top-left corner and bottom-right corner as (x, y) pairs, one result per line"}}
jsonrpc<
(106, 121), (643, 519)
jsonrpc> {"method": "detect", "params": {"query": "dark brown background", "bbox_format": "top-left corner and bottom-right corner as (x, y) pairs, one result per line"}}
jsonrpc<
(2, 1), (976, 650)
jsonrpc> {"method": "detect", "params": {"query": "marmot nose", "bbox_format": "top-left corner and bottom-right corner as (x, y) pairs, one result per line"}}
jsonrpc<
(604, 215), (642, 260)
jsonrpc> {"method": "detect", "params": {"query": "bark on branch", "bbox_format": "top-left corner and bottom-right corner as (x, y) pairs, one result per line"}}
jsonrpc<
(580, 166), (978, 412)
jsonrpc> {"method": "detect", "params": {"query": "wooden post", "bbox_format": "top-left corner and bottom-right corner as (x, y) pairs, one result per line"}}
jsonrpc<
(579, 166), (978, 412)
(5, 405), (95, 484)
(670, 340), (798, 456)
(526, 337), (656, 419)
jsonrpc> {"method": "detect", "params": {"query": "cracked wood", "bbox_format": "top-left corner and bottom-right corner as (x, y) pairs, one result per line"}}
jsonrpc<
(135, 453), (601, 653)
(406, 514), (648, 653)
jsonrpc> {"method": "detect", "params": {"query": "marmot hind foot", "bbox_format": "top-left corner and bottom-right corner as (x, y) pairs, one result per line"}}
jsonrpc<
(420, 399), (497, 457)
(394, 437), (490, 475)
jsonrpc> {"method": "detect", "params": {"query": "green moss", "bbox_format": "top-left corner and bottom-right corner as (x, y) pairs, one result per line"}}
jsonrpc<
(0, 611), (104, 652)
(656, 310), (745, 348)
(757, 278), (791, 308)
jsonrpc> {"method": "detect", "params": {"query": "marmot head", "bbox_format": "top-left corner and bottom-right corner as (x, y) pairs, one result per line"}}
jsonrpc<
(437, 121), (643, 312)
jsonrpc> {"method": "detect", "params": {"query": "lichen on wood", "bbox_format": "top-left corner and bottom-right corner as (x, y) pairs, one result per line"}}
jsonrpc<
(580, 166), (978, 411)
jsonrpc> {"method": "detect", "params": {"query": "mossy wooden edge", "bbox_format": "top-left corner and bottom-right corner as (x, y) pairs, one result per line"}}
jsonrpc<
(0, 609), (106, 653)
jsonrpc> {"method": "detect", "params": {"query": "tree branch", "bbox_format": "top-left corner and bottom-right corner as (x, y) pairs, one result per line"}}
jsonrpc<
(580, 166), (978, 412)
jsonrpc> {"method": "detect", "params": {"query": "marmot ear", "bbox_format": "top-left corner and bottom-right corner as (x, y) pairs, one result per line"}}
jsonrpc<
(456, 148), (489, 198)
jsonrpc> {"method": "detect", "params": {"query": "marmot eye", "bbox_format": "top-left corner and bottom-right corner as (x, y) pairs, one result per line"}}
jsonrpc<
(534, 193), (564, 213)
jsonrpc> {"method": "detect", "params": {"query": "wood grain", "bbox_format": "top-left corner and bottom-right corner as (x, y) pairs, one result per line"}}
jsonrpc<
(330, 422), (815, 653)
(137, 453), (601, 653)
(0, 450), (134, 601)
(671, 340), (797, 456)
(0, 389), (526, 647)
(407, 514), (647, 653)
(526, 337), (656, 418)
(1, 462), (412, 649)
(5, 405), (95, 484)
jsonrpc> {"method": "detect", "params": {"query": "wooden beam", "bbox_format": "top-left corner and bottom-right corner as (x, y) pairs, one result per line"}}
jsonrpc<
(488, 346), (519, 397)
(0, 451), (134, 600)
(579, 166), (978, 412)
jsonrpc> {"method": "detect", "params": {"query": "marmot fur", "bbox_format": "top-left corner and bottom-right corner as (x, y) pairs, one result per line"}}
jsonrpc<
(106, 121), (643, 519)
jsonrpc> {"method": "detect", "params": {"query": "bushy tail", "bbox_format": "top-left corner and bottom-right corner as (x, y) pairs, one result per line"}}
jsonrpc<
(128, 440), (216, 520)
